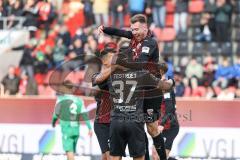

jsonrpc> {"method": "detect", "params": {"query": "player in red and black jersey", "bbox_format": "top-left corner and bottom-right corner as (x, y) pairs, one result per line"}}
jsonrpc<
(98, 14), (168, 160)
(152, 63), (179, 160)
(92, 43), (117, 160)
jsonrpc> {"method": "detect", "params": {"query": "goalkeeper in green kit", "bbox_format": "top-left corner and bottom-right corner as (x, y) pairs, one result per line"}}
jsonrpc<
(52, 94), (93, 160)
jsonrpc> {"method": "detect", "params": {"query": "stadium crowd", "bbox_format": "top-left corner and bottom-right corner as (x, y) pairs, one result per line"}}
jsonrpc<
(0, 0), (240, 99)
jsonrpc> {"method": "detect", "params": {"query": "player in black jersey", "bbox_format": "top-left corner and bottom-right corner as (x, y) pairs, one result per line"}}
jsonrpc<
(98, 14), (167, 160)
(151, 63), (179, 160)
(108, 58), (174, 160)
(92, 43), (117, 160)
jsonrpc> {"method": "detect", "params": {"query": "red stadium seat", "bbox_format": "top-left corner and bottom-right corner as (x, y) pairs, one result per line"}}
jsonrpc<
(192, 86), (206, 97)
(165, 13), (174, 27)
(35, 73), (45, 85)
(228, 86), (236, 93)
(75, 71), (85, 81)
(65, 71), (79, 84)
(153, 28), (162, 41)
(214, 86), (222, 96)
(38, 85), (56, 96)
(189, 0), (204, 13)
(44, 70), (54, 84)
(159, 27), (176, 42)
(184, 86), (191, 97)
(166, 1), (175, 13)
(124, 14), (131, 27)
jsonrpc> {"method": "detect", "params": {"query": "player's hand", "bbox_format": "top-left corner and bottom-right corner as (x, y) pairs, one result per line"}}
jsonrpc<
(97, 25), (104, 35)
(88, 130), (93, 137)
(51, 119), (57, 128)
(52, 122), (56, 128)
(159, 125), (164, 133)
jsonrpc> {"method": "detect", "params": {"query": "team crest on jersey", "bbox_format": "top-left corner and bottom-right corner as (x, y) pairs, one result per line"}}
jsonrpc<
(147, 109), (153, 116)
(142, 46), (150, 54)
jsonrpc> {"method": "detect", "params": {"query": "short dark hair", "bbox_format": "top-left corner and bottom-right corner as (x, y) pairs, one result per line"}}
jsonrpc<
(131, 14), (147, 24)
(158, 62), (168, 74)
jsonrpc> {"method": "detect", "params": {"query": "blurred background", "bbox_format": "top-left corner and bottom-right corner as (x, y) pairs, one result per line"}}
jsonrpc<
(0, 0), (239, 159)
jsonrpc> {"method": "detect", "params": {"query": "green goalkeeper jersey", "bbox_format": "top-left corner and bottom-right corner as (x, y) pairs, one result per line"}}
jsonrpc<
(52, 94), (92, 136)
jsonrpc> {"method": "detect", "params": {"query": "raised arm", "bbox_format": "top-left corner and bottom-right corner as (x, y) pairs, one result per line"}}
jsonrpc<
(98, 25), (133, 39)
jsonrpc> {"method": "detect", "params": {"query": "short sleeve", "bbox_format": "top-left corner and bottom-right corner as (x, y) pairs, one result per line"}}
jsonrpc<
(140, 38), (159, 62)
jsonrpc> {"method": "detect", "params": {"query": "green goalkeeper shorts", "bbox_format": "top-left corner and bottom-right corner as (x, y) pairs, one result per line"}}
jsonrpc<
(62, 134), (79, 152)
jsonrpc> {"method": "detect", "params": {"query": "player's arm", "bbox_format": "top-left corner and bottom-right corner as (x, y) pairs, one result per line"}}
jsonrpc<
(98, 25), (133, 39)
(157, 79), (174, 91)
(51, 99), (61, 127)
(51, 113), (58, 127)
(92, 68), (112, 85)
(92, 65), (123, 85)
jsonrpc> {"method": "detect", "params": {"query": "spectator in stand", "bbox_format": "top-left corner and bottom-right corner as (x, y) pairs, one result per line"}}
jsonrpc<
(0, 0), (7, 29)
(173, 0), (188, 34)
(185, 57), (203, 92)
(202, 54), (216, 87)
(34, 51), (48, 74)
(22, 0), (38, 37)
(146, 0), (166, 28)
(58, 25), (71, 47)
(109, 0), (126, 28)
(84, 35), (97, 56)
(233, 56), (240, 88)
(0, 0), (6, 29)
(213, 0), (232, 42)
(0, 0), (6, 14)
(194, 13), (212, 42)
(69, 38), (84, 57)
(73, 28), (88, 47)
(36, 0), (56, 38)
(128, 0), (145, 16)
(6, 0), (24, 29)
(11, 38), (37, 78)
(1, 66), (20, 95)
(93, 0), (109, 26)
(44, 45), (54, 70)
(18, 72), (38, 95)
(63, 38), (85, 71)
(174, 68), (185, 97)
(164, 56), (174, 78)
(213, 57), (234, 88)
(82, 0), (94, 27)
(53, 38), (67, 68)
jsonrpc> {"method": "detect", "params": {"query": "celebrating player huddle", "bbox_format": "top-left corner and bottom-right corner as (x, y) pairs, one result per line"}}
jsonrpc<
(51, 14), (179, 160)
(94, 14), (179, 160)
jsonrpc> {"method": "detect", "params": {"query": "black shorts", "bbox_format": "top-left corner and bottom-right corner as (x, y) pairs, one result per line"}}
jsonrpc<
(94, 122), (110, 153)
(110, 120), (146, 158)
(162, 126), (179, 150)
(144, 97), (162, 123)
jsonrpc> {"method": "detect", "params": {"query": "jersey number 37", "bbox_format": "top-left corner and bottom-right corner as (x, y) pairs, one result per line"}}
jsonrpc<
(112, 80), (137, 104)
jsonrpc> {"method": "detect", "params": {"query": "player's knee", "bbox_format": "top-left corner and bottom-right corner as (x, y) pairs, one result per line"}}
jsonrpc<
(102, 151), (110, 160)
(146, 123), (159, 137)
(147, 125), (158, 137)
